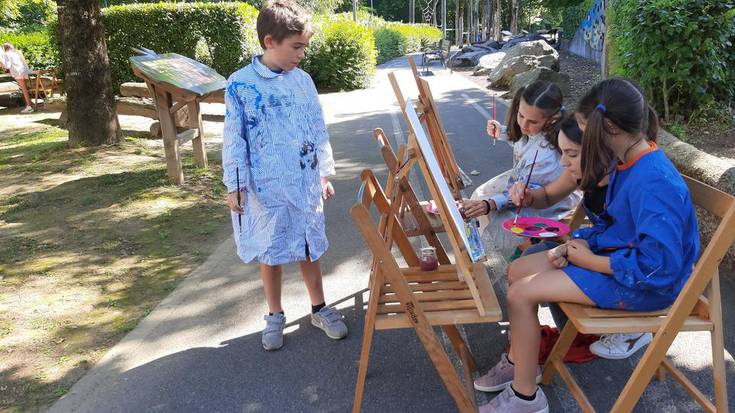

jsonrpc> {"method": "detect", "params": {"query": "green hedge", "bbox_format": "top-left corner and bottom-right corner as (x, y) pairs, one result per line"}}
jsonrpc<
(373, 23), (442, 64)
(610, 0), (735, 121)
(302, 18), (377, 91)
(0, 29), (60, 70)
(42, 3), (439, 93)
(101, 2), (259, 92)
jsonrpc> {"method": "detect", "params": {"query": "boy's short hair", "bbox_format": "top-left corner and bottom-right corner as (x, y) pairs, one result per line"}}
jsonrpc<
(256, 0), (314, 49)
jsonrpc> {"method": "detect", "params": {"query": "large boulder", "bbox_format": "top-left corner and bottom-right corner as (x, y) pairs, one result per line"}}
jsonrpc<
(473, 51), (506, 76)
(487, 54), (558, 88)
(503, 39), (558, 65)
(510, 67), (570, 98)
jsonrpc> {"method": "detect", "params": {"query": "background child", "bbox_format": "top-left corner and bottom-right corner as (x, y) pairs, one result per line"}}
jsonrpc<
(463, 80), (580, 259)
(0, 42), (36, 113)
(222, 0), (347, 351)
(475, 78), (699, 413)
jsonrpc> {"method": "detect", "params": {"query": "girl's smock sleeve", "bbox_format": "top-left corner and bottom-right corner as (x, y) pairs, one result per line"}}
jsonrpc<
(489, 145), (560, 211)
(608, 178), (690, 291)
(222, 81), (249, 193)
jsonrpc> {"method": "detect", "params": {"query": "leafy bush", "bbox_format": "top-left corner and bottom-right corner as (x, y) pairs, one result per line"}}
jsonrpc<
(302, 18), (377, 91)
(101, 2), (260, 92)
(0, 29), (60, 70)
(611, 0), (735, 121)
(0, 0), (55, 30)
(373, 22), (441, 64)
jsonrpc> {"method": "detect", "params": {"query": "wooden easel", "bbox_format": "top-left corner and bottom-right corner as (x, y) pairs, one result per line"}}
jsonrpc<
(387, 58), (467, 199)
(352, 104), (501, 413)
(130, 52), (225, 185)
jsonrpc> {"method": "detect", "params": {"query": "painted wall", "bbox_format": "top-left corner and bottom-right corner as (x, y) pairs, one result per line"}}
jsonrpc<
(569, 0), (604, 62)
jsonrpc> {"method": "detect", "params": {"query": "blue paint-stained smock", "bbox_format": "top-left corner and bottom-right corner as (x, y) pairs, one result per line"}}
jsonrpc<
(222, 56), (335, 266)
(565, 144), (700, 311)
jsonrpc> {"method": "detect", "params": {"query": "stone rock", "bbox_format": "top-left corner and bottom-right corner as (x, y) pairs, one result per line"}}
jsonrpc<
(473, 52), (507, 76)
(510, 67), (570, 98)
(503, 39), (558, 63)
(487, 54), (558, 89)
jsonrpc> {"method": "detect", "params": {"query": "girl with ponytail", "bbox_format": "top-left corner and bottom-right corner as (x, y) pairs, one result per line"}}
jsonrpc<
(475, 78), (699, 413)
(463, 80), (581, 258)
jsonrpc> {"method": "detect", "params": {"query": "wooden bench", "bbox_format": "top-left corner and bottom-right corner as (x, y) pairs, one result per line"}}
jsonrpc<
(422, 39), (451, 72)
(542, 174), (733, 412)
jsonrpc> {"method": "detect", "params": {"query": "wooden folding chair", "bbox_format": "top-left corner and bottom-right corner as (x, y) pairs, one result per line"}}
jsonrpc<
(29, 67), (59, 110)
(351, 169), (501, 413)
(542, 174), (733, 412)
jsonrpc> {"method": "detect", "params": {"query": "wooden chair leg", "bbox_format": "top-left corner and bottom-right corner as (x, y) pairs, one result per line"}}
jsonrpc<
(708, 274), (729, 412)
(611, 334), (674, 412)
(541, 321), (577, 385)
(33, 74), (40, 110)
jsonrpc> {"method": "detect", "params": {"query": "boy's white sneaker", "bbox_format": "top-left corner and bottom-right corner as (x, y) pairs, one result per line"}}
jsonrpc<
(311, 306), (348, 339)
(590, 332), (652, 360)
(262, 313), (286, 351)
(21, 106), (34, 114)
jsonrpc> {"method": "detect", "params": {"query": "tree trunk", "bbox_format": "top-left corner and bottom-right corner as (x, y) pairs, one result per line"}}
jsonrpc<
(455, 0), (462, 45)
(482, 0), (490, 41)
(57, 0), (120, 146)
(492, 0), (501, 41)
(510, 0), (519, 34)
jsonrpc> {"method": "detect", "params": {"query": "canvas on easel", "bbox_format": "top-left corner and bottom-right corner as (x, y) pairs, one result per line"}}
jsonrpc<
(387, 63), (469, 199)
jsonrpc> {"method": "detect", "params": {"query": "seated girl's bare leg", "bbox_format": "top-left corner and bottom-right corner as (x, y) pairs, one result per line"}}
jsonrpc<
(506, 269), (594, 395)
(507, 250), (556, 285)
(15, 77), (31, 107)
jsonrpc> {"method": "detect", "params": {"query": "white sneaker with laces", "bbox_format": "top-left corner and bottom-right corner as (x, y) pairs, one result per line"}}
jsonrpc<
(21, 106), (34, 114)
(590, 332), (652, 360)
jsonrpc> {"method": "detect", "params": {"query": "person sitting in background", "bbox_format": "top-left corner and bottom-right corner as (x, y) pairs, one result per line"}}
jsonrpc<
(0, 42), (38, 114)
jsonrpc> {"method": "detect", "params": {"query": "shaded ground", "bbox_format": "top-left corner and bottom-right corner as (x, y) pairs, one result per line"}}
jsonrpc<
(0, 109), (229, 412)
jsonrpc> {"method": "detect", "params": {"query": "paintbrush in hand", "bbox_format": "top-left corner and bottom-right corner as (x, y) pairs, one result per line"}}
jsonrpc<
(492, 95), (496, 146)
(236, 167), (242, 233)
(514, 149), (539, 225)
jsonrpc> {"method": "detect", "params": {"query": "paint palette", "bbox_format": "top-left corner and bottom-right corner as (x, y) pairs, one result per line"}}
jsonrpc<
(502, 217), (570, 238)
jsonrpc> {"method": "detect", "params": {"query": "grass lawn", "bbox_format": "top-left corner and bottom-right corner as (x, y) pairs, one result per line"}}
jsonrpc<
(0, 110), (229, 412)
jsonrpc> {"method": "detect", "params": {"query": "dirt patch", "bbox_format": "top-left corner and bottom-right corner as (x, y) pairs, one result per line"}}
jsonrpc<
(0, 110), (229, 412)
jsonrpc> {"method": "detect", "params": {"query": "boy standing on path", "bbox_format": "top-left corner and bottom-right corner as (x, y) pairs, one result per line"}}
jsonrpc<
(222, 0), (347, 351)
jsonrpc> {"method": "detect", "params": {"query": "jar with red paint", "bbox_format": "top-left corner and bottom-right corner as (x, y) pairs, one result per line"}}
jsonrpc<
(419, 246), (439, 271)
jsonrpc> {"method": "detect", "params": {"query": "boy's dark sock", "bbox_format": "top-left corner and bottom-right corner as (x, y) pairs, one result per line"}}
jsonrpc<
(268, 311), (285, 316)
(311, 302), (325, 314)
(511, 385), (536, 401)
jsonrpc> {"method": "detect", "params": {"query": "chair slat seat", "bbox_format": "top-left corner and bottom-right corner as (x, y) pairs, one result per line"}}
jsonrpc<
(561, 302), (713, 334)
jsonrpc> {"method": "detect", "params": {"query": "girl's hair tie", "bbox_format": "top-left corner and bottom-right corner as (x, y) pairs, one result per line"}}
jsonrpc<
(595, 103), (607, 113)
(560, 105), (566, 113)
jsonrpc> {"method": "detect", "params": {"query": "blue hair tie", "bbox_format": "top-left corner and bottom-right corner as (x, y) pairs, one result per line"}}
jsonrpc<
(595, 103), (607, 113)
(560, 105), (566, 113)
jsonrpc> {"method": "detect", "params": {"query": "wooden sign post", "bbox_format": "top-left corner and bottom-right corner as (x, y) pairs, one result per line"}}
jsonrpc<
(130, 52), (226, 185)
